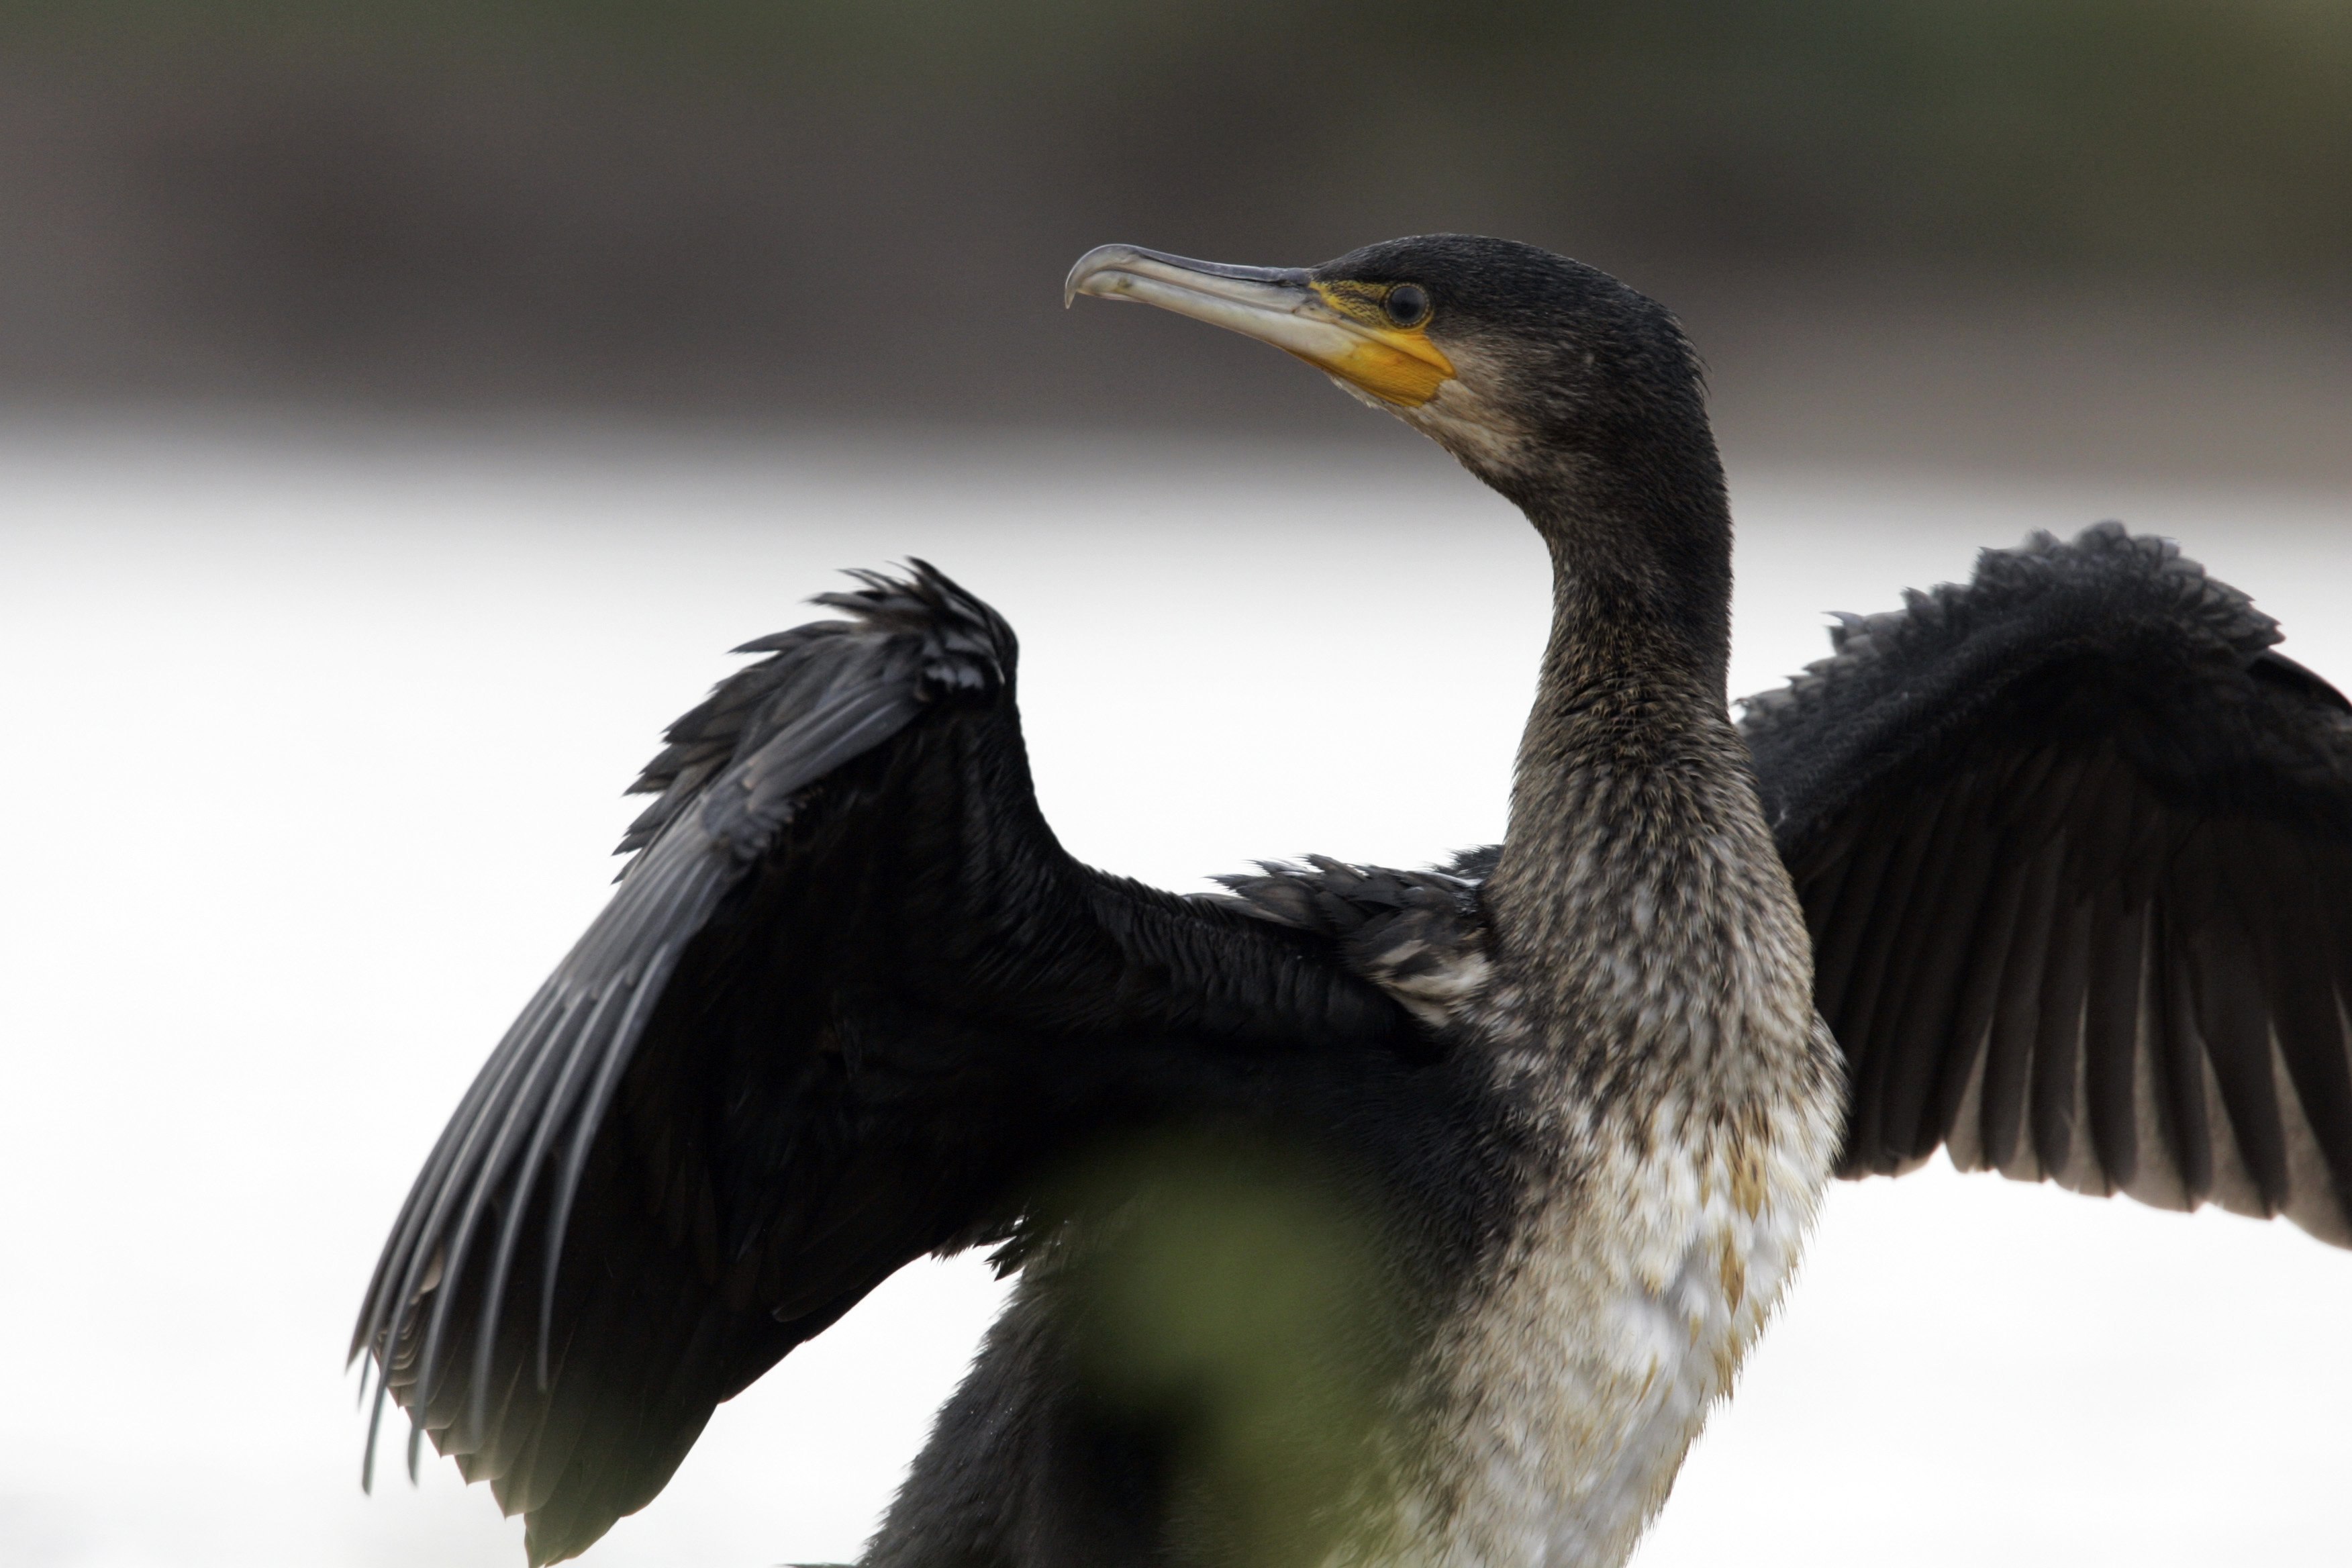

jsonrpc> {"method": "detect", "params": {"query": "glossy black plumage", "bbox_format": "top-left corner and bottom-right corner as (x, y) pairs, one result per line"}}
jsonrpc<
(356, 232), (2352, 1567)
(352, 563), (1430, 1563)
(1741, 522), (2352, 1241)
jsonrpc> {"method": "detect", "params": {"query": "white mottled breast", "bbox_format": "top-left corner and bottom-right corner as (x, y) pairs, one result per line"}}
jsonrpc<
(1334, 991), (1843, 1568)
(1401, 1079), (1839, 1568)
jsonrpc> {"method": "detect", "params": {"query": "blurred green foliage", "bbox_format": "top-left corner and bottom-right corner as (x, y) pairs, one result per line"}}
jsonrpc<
(1059, 1131), (1408, 1567)
(22, 0), (2343, 275)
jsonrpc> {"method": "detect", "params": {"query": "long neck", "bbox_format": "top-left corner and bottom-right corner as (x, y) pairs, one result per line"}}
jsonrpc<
(1481, 450), (1802, 1083)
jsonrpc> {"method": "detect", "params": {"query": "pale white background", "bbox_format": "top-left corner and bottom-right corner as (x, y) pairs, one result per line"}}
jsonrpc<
(1, 417), (2346, 1567)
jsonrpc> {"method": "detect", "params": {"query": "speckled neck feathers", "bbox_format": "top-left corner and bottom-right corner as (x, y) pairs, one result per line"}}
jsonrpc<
(1390, 441), (1839, 1568)
(1481, 454), (1804, 1102)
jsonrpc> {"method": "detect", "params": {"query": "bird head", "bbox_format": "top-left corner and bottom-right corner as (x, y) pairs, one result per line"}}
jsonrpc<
(1064, 234), (1712, 515)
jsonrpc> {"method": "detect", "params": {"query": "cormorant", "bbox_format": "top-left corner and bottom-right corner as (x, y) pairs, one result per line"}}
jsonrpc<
(354, 236), (2352, 1568)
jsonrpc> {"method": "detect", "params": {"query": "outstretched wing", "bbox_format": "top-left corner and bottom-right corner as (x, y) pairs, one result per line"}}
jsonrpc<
(352, 563), (1419, 1565)
(1741, 523), (2352, 1245)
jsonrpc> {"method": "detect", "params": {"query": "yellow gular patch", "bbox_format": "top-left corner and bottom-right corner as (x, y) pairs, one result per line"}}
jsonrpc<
(1301, 282), (1456, 407)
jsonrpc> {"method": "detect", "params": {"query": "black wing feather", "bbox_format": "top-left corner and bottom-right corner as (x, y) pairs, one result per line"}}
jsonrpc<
(353, 563), (1420, 1564)
(1742, 522), (2352, 1244)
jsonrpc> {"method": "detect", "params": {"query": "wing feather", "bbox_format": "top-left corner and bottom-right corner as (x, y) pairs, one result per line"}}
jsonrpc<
(2079, 877), (2147, 1188)
(1810, 797), (1903, 1030)
(1745, 523), (2352, 1244)
(1874, 767), (2000, 1166)
(354, 563), (1422, 1563)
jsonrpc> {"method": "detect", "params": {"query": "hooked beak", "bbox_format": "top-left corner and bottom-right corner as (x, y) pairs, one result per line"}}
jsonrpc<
(1065, 244), (1455, 409)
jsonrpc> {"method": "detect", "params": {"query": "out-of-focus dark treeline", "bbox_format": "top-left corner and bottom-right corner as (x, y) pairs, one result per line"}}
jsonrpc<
(3, 1), (2345, 471)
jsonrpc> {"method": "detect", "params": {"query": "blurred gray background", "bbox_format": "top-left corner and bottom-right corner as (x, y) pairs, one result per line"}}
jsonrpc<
(2, 0), (2347, 481)
(2, 7), (2347, 1568)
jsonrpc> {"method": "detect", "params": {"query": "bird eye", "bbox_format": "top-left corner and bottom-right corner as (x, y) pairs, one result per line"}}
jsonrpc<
(1384, 285), (1430, 328)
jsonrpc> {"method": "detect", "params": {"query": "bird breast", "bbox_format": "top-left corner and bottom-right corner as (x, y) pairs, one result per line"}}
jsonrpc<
(1353, 987), (1842, 1568)
(1417, 1077), (1839, 1568)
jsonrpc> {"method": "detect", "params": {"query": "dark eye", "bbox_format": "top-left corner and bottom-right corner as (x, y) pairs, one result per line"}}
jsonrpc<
(1384, 284), (1430, 328)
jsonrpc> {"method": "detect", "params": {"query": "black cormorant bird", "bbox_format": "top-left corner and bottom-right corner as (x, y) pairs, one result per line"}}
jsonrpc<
(355, 236), (2352, 1568)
